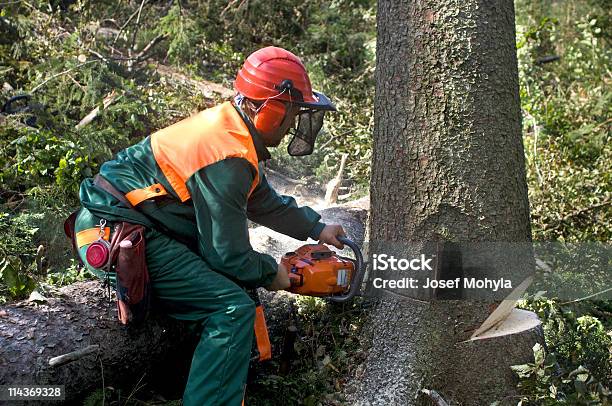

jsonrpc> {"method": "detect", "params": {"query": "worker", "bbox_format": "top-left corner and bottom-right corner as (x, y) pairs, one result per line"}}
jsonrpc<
(69, 46), (346, 405)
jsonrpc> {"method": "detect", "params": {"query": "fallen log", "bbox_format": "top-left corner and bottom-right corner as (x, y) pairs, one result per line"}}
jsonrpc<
(0, 281), (191, 404)
(154, 64), (235, 100)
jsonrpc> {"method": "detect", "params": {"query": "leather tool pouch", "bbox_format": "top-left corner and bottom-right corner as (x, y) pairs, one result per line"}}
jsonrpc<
(63, 174), (152, 326)
(109, 222), (151, 326)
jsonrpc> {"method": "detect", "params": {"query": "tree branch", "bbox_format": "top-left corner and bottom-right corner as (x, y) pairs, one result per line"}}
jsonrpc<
(421, 389), (450, 406)
(75, 90), (119, 130)
(134, 33), (169, 62)
(48, 345), (99, 367)
(130, 0), (148, 55)
(559, 286), (612, 305)
(112, 1), (147, 47)
(30, 60), (99, 93)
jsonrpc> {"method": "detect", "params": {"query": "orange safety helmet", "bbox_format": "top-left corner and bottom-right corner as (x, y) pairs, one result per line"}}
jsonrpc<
(234, 46), (336, 156)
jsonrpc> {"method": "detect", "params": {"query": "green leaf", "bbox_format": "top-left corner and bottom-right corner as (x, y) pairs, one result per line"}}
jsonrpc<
(533, 342), (545, 364)
(511, 363), (535, 378)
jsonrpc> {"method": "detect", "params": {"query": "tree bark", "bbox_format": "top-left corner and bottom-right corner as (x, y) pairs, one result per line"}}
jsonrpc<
(0, 281), (192, 404)
(347, 0), (542, 404)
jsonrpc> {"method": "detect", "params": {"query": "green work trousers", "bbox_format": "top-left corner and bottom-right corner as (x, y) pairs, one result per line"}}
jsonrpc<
(76, 209), (254, 406)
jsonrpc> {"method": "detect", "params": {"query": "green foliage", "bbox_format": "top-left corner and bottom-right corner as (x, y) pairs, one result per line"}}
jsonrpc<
(45, 259), (95, 287)
(0, 192), (87, 300)
(531, 242), (610, 304)
(516, 298), (612, 403)
(297, 1), (376, 186)
(82, 388), (106, 406)
(0, 1), (215, 196)
(155, 4), (201, 66)
(516, 0), (611, 241)
(0, 211), (41, 301)
(0, 255), (37, 301)
(511, 343), (610, 405)
(513, 3), (612, 400)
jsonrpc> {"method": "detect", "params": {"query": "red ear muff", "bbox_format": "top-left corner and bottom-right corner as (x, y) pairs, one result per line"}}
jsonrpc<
(254, 100), (287, 135)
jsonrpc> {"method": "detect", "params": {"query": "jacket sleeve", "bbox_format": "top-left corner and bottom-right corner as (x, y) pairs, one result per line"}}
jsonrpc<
(247, 166), (326, 241)
(187, 158), (278, 288)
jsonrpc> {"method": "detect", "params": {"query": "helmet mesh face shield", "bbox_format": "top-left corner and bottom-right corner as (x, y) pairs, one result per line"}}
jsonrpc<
(287, 109), (326, 156)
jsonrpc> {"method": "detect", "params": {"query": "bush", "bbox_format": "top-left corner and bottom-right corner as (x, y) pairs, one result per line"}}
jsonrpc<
(511, 343), (610, 405)
(0, 211), (40, 302)
(517, 297), (611, 402)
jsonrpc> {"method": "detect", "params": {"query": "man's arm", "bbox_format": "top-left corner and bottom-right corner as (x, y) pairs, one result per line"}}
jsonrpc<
(247, 168), (326, 241)
(187, 158), (279, 288)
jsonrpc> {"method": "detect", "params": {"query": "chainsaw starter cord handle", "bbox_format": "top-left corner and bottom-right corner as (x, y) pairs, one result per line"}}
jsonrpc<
(330, 236), (364, 303)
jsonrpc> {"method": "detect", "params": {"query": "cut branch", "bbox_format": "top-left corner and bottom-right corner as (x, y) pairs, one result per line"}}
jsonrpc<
(155, 63), (235, 99)
(134, 33), (169, 62)
(75, 90), (120, 130)
(420, 389), (450, 406)
(88, 48), (109, 63)
(48, 345), (99, 367)
(324, 153), (349, 206)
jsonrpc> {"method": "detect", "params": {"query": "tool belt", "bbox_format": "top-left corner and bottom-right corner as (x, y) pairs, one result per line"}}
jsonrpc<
(64, 174), (151, 326)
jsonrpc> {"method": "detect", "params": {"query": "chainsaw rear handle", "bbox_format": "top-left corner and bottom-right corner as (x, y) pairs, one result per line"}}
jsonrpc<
(329, 236), (364, 303)
(1, 94), (31, 114)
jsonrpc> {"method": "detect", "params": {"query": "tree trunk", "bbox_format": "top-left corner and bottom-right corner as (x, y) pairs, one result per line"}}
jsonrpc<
(346, 0), (542, 404)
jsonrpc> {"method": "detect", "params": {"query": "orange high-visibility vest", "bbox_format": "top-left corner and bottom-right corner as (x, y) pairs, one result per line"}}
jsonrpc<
(150, 102), (260, 202)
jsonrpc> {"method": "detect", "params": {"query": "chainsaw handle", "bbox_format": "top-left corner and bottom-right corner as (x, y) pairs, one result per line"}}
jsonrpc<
(1, 94), (31, 114)
(288, 272), (303, 287)
(329, 236), (364, 303)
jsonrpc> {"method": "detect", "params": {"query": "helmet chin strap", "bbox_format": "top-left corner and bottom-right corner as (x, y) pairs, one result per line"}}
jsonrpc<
(234, 94), (259, 123)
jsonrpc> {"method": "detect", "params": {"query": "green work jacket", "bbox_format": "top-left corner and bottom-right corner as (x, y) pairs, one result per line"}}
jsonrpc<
(77, 103), (325, 288)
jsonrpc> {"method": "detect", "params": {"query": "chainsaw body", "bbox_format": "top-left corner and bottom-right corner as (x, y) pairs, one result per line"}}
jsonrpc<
(281, 236), (364, 302)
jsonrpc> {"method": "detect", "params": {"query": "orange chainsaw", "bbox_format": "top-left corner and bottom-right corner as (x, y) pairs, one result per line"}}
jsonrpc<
(281, 236), (364, 302)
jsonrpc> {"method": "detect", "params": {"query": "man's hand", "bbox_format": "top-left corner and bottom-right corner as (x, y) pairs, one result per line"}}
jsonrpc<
(265, 263), (291, 291)
(318, 224), (346, 249)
